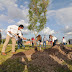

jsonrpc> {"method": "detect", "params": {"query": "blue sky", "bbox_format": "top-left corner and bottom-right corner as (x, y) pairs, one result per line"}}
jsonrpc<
(0, 0), (72, 41)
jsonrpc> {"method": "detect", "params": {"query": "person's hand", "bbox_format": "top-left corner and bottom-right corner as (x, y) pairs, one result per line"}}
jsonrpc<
(23, 38), (27, 40)
(8, 31), (11, 34)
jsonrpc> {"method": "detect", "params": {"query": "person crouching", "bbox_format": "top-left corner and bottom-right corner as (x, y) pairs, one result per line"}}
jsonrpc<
(49, 35), (57, 46)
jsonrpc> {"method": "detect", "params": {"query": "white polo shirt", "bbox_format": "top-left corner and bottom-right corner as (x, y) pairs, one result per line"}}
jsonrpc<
(62, 39), (66, 43)
(52, 36), (57, 42)
(7, 25), (22, 38)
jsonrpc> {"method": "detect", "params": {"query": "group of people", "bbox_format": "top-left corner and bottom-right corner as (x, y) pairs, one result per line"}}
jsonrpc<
(1, 24), (67, 55)
(31, 35), (58, 48)
(31, 35), (67, 48)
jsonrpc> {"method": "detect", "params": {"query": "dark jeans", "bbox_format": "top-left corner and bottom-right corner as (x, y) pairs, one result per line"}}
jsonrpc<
(32, 43), (34, 47)
(43, 41), (46, 47)
(63, 43), (66, 45)
(53, 40), (57, 46)
(18, 40), (25, 49)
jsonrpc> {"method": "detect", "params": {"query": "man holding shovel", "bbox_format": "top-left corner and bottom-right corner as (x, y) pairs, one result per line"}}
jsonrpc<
(1, 25), (26, 55)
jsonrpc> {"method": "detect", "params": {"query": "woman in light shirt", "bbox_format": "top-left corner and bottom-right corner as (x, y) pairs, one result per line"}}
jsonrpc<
(49, 35), (57, 46)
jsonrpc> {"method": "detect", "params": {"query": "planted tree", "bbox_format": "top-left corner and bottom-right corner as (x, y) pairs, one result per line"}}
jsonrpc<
(28, 0), (49, 43)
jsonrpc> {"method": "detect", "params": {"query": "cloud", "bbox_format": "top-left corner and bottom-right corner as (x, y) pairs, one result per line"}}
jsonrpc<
(56, 7), (72, 36)
(47, 6), (72, 36)
(55, 7), (72, 25)
(8, 19), (15, 23)
(16, 20), (55, 35)
(47, 6), (72, 25)
(16, 20), (31, 35)
(0, 0), (29, 22)
(17, 20), (29, 28)
(0, 14), (8, 22)
(0, 3), (5, 11)
(24, 1), (28, 4)
(22, 29), (31, 35)
(41, 27), (55, 35)
(66, 32), (72, 35)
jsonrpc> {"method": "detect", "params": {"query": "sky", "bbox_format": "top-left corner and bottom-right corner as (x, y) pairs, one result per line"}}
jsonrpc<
(0, 0), (72, 42)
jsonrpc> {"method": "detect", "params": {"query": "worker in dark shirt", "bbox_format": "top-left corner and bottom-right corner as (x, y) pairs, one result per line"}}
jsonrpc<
(17, 33), (25, 49)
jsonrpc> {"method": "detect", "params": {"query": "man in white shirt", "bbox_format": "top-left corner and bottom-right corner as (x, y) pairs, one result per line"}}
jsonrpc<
(1, 25), (26, 55)
(49, 35), (57, 46)
(62, 37), (66, 45)
(43, 35), (47, 48)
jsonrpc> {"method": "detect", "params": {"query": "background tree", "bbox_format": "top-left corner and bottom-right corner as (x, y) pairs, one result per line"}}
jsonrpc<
(28, 0), (49, 42)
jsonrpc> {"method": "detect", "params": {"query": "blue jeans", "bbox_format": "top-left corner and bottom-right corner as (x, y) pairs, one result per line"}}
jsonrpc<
(63, 43), (66, 45)
(18, 40), (25, 49)
(43, 41), (46, 47)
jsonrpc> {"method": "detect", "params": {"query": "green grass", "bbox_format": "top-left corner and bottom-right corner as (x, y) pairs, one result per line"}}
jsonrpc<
(66, 44), (72, 48)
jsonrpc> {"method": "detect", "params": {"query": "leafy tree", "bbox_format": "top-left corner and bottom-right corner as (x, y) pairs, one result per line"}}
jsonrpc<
(28, 0), (49, 42)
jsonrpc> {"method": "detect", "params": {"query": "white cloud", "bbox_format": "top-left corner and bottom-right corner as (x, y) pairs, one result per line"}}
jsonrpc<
(41, 27), (55, 35)
(0, 14), (8, 22)
(47, 6), (72, 25)
(16, 20), (31, 35)
(55, 7), (72, 25)
(66, 32), (72, 35)
(24, 1), (28, 4)
(47, 6), (72, 36)
(0, 3), (5, 11)
(0, 0), (29, 22)
(8, 19), (15, 23)
(17, 20), (29, 28)
(22, 29), (31, 35)
(65, 26), (69, 29)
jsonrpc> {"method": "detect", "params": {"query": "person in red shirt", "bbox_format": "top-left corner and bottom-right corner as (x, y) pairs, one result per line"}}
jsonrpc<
(31, 37), (35, 47)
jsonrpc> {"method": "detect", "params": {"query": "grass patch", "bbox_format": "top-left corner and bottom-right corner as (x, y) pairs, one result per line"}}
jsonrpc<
(66, 44), (72, 48)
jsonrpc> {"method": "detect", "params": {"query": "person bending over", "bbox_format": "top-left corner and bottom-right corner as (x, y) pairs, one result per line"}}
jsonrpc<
(17, 33), (25, 49)
(1, 25), (26, 55)
(49, 35), (57, 46)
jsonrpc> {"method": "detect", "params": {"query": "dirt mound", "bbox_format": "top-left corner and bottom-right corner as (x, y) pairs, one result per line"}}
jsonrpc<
(10, 45), (72, 72)
(24, 49), (35, 55)
(28, 45), (72, 72)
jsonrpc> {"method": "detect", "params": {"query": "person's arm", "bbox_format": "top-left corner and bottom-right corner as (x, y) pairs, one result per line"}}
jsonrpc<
(18, 32), (27, 40)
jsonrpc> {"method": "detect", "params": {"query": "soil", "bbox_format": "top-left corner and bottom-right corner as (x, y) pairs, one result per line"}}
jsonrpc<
(11, 44), (72, 72)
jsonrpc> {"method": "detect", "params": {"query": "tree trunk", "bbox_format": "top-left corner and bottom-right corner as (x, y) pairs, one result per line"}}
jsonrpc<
(33, 31), (38, 46)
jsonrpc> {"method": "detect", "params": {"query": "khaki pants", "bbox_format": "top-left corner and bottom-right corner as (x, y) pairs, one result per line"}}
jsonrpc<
(2, 34), (16, 52)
